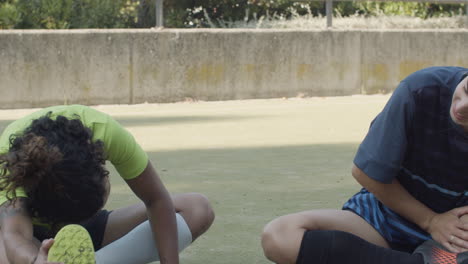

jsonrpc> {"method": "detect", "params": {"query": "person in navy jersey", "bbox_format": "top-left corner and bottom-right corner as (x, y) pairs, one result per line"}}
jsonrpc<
(261, 67), (468, 264)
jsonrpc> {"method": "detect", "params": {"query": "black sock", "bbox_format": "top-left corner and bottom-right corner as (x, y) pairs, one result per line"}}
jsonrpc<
(296, 230), (424, 264)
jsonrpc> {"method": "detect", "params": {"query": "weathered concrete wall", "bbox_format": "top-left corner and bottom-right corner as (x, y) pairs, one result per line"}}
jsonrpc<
(360, 30), (468, 94)
(0, 29), (466, 109)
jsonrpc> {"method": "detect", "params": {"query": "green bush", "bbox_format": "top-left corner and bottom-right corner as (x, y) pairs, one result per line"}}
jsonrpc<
(163, 1), (465, 28)
(0, 1), (19, 29)
(12, 0), (136, 29)
(14, 0), (73, 29)
(0, 0), (465, 29)
(163, 0), (325, 27)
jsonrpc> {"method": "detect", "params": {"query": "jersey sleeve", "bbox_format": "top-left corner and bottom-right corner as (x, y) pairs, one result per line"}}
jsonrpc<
(96, 115), (149, 180)
(353, 81), (415, 183)
(0, 188), (26, 206)
(0, 122), (28, 205)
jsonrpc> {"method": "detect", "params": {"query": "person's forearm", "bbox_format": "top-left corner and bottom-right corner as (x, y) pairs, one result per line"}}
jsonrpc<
(2, 231), (38, 264)
(0, 199), (39, 264)
(372, 180), (436, 231)
(352, 165), (436, 231)
(146, 195), (179, 264)
(126, 161), (180, 264)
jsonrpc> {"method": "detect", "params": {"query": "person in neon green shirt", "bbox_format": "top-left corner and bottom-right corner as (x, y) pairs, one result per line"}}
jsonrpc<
(0, 105), (214, 264)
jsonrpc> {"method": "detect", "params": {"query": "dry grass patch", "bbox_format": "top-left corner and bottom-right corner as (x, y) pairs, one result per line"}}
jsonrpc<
(210, 12), (468, 29)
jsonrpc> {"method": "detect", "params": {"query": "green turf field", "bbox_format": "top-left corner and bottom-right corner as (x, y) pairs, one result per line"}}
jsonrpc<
(0, 95), (390, 263)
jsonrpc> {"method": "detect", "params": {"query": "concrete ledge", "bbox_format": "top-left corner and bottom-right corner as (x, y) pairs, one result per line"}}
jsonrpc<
(1, 29), (467, 109)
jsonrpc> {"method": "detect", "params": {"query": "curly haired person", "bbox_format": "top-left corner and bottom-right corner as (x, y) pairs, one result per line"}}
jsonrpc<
(0, 105), (214, 264)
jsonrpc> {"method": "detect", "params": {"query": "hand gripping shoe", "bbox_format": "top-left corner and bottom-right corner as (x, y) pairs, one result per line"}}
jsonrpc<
(414, 239), (468, 264)
(47, 224), (95, 264)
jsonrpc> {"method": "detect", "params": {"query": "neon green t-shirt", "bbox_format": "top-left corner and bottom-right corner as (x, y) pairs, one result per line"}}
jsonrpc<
(0, 105), (148, 205)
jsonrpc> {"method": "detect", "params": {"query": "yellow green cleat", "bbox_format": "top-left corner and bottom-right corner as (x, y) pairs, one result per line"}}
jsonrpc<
(47, 224), (95, 264)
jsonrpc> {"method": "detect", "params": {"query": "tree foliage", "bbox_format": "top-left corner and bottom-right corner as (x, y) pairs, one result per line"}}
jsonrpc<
(0, 0), (465, 29)
(1, 0), (138, 29)
(0, 0), (19, 29)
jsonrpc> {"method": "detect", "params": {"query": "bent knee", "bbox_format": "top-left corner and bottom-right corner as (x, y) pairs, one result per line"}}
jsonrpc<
(188, 193), (215, 224)
(261, 222), (281, 261)
(261, 217), (301, 264)
(175, 193), (215, 239)
(197, 193), (215, 229)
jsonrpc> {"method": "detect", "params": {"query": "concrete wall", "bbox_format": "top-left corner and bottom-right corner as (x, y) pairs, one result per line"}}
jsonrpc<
(0, 29), (467, 109)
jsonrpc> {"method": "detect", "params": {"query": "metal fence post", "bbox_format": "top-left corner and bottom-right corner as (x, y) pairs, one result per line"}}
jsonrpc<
(156, 0), (163, 27)
(326, 0), (333, 27)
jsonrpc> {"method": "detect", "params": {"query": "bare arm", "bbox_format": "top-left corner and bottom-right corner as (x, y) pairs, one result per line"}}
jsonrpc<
(0, 198), (39, 264)
(352, 165), (436, 230)
(125, 161), (178, 264)
(352, 165), (468, 252)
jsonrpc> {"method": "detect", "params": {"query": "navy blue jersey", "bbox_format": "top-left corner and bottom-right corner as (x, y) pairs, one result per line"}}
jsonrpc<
(354, 66), (468, 213)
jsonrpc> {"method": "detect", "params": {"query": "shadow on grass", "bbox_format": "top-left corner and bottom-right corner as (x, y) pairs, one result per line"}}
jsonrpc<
(114, 115), (262, 127)
(0, 114), (263, 134)
(147, 143), (360, 210)
(106, 143), (362, 264)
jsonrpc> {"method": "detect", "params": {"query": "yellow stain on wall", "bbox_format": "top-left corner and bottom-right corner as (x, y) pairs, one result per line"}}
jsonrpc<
(361, 63), (390, 94)
(81, 84), (92, 101)
(241, 64), (277, 82)
(363, 63), (389, 82)
(186, 64), (225, 85)
(399, 61), (431, 81)
(243, 64), (256, 74)
(455, 60), (468, 68)
(296, 64), (314, 80)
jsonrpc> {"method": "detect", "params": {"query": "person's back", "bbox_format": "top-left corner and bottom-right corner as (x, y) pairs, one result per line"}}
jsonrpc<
(0, 105), (215, 264)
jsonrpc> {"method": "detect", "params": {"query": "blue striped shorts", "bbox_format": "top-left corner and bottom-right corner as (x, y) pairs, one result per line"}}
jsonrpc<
(342, 189), (431, 252)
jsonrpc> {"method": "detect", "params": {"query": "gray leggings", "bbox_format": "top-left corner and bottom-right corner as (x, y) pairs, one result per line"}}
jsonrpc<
(95, 213), (193, 264)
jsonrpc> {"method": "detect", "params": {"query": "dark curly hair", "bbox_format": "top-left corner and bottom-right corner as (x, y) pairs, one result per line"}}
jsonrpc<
(0, 113), (109, 227)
